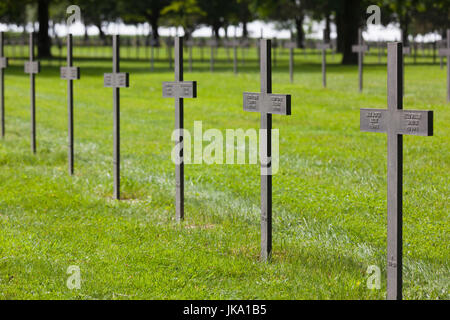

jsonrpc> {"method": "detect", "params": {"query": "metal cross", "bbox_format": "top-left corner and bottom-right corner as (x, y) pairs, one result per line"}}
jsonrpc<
(243, 39), (291, 262)
(24, 33), (40, 154)
(162, 37), (198, 221)
(352, 28), (369, 92)
(360, 42), (433, 300)
(0, 32), (8, 138)
(285, 38), (296, 83)
(60, 34), (81, 175)
(208, 39), (218, 72)
(438, 29), (450, 102)
(103, 35), (130, 200)
(316, 30), (331, 88)
(228, 37), (240, 75)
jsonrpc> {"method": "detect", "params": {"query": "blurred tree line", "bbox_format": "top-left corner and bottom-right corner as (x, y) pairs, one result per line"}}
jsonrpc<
(0, 0), (448, 64)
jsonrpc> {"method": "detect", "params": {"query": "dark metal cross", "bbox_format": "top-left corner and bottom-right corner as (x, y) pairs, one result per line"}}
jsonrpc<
(208, 39), (218, 72)
(360, 42), (433, 300)
(316, 30), (331, 88)
(24, 33), (40, 154)
(284, 39), (296, 83)
(0, 32), (8, 138)
(243, 39), (291, 262)
(103, 35), (130, 200)
(228, 37), (240, 75)
(162, 37), (198, 221)
(352, 28), (369, 92)
(438, 29), (450, 102)
(60, 34), (80, 175)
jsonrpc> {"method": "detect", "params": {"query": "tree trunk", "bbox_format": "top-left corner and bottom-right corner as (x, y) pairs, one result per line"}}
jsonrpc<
(149, 18), (160, 46)
(325, 13), (331, 42)
(340, 0), (361, 65)
(37, 0), (51, 58)
(295, 15), (304, 48)
(242, 21), (248, 38)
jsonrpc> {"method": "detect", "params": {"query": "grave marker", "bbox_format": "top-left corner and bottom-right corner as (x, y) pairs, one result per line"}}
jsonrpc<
(60, 34), (80, 175)
(227, 38), (240, 75)
(162, 37), (198, 221)
(0, 32), (8, 138)
(103, 35), (130, 200)
(243, 39), (291, 261)
(285, 39), (296, 83)
(316, 30), (331, 88)
(360, 42), (433, 300)
(438, 29), (450, 102)
(352, 28), (369, 92)
(24, 33), (40, 154)
(208, 39), (218, 72)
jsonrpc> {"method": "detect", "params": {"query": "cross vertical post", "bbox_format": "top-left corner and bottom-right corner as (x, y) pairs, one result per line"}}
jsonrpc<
(360, 42), (433, 300)
(162, 37), (198, 221)
(103, 35), (130, 200)
(24, 33), (40, 154)
(285, 35), (296, 83)
(386, 42), (403, 300)
(317, 30), (330, 88)
(352, 28), (369, 92)
(438, 30), (450, 102)
(243, 39), (291, 262)
(60, 34), (81, 175)
(175, 37), (184, 220)
(0, 32), (8, 138)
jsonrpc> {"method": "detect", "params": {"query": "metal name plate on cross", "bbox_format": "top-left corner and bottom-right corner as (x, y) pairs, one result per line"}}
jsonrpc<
(0, 32), (8, 138)
(60, 34), (81, 175)
(243, 39), (291, 262)
(352, 28), (369, 92)
(360, 42), (433, 300)
(438, 29), (450, 102)
(162, 37), (198, 221)
(103, 35), (130, 200)
(24, 33), (40, 154)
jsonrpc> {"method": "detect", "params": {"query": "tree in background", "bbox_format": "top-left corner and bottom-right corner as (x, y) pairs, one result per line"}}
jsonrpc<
(118, 0), (171, 44)
(161, 0), (205, 39)
(197, 0), (235, 39)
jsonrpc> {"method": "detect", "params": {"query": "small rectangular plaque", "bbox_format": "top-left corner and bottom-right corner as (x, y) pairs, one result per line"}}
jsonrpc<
(360, 109), (433, 136)
(163, 81), (197, 98)
(352, 45), (369, 53)
(0, 57), (8, 69)
(317, 44), (331, 50)
(403, 47), (411, 55)
(24, 61), (40, 74)
(104, 73), (129, 88)
(439, 48), (450, 56)
(243, 92), (291, 115)
(60, 66), (80, 80)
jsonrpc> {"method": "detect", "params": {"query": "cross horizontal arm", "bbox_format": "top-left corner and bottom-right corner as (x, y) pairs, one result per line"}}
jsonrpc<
(60, 66), (80, 80)
(352, 45), (369, 53)
(0, 57), (7, 69)
(360, 108), (433, 136)
(24, 61), (40, 74)
(317, 44), (331, 50)
(438, 48), (450, 56)
(284, 42), (296, 49)
(243, 92), (291, 115)
(163, 81), (197, 99)
(104, 73), (129, 88)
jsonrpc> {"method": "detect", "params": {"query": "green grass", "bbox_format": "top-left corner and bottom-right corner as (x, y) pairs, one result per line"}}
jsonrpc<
(0, 47), (448, 299)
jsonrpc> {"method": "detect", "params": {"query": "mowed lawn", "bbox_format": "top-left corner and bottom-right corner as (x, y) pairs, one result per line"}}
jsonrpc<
(0, 46), (448, 299)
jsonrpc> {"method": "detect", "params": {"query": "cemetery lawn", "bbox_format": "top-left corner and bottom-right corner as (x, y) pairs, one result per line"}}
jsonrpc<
(0, 50), (448, 299)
